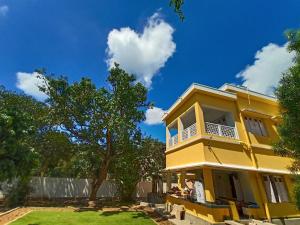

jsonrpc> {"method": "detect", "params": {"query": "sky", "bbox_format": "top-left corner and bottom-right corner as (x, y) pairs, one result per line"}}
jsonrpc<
(0, 0), (300, 142)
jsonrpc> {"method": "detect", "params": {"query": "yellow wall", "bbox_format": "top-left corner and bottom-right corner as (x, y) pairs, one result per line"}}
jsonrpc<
(202, 140), (253, 168)
(164, 84), (300, 222)
(165, 88), (293, 172)
(166, 142), (204, 168)
(253, 147), (293, 171)
(166, 195), (230, 223)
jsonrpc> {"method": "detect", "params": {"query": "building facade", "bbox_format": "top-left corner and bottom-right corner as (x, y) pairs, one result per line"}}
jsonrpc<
(163, 83), (299, 224)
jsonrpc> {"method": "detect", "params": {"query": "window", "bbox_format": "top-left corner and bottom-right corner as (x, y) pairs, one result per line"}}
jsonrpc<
(244, 116), (267, 136)
(263, 175), (289, 203)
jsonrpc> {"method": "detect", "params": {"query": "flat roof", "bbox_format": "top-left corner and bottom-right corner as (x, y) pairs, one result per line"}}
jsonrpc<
(162, 83), (237, 121)
(162, 82), (278, 122)
(219, 83), (278, 102)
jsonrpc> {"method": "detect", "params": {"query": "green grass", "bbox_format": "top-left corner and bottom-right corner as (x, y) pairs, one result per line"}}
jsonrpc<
(11, 211), (156, 225)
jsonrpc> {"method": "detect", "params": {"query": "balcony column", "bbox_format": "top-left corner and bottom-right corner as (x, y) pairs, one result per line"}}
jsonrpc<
(195, 102), (204, 136)
(255, 173), (271, 221)
(248, 171), (267, 219)
(166, 171), (172, 192)
(177, 118), (182, 143)
(166, 126), (170, 148)
(203, 167), (215, 202)
(177, 171), (186, 192)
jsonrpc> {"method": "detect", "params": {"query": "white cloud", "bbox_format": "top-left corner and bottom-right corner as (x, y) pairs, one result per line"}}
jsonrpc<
(145, 107), (166, 125)
(237, 43), (295, 96)
(106, 12), (176, 88)
(0, 5), (8, 16)
(16, 72), (48, 101)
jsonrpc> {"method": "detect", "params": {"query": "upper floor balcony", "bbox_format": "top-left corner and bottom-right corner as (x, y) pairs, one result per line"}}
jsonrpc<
(203, 107), (238, 139)
(167, 105), (239, 149)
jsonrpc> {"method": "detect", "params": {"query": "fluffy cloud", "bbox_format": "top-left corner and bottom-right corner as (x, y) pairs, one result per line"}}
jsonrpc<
(145, 107), (166, 125)
(0, 5), (8, 16)
(16, 72), (48, 101)
(106, 13), (176, 88)
(237, 43), (295, 96)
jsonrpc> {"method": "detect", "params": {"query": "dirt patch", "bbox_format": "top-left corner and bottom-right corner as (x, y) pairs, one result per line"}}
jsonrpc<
(0, 208), (31, 225)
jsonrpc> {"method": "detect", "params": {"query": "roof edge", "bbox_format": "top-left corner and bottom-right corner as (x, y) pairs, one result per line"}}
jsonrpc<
(162, 83), (236, 121)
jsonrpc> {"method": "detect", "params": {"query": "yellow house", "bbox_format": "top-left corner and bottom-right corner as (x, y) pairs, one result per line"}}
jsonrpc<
(163, 83), (299, 224)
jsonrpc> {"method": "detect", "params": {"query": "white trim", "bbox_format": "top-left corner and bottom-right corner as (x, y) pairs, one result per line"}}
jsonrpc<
(219, 84), (277, 103)
(165, 161), (292, 174)
(163, 83), (237, 121)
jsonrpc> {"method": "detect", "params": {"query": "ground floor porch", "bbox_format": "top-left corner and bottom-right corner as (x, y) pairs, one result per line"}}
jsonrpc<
(164, 167), (300, 224)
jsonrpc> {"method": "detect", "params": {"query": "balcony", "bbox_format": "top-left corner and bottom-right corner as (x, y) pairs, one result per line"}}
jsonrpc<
(205, 122), (237, 139)
(169, 134), (178, 147)
(203, 106), (238, 139)
(181, 123), (197, 141)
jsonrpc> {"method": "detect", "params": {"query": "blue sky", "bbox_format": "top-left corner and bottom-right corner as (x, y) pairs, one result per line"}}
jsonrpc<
(0, 0), (300, 142)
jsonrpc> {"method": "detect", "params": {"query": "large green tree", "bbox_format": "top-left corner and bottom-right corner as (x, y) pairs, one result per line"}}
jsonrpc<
(110, 137), (165, 201)
(274, 29), (300, 207)
(39, 65), (150, 204)
(0, 87), (42, 182)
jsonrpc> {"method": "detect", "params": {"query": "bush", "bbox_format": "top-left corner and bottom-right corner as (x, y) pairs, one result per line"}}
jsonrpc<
(5, 178), (31, 207)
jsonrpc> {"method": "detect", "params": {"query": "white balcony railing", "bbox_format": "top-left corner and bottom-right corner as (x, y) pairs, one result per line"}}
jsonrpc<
(205, 122), (237, 139)
(181, 123), (197, 141)
(169, 134), (178, 147)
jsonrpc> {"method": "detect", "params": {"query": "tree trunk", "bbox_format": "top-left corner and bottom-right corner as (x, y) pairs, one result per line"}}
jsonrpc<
(88, 160), (110, 207)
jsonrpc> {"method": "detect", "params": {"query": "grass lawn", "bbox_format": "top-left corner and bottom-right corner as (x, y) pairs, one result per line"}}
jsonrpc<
(10, 210), (157, 225)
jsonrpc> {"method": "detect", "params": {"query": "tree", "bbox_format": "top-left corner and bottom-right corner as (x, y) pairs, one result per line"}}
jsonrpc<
(0, 87), (45, 206)
(35, 131), (75, 177)
(274, 29), (300, 207)
(0, 87), (41, 182)
(169, 0), (185, 21)
(139, 137), (165, 193)
(110, 137), (165, 201)
(39, 64), (150, 204)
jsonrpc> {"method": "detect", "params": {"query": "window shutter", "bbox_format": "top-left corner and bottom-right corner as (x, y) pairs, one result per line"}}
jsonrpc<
(263, 175), (276, 203)
(258, 120), (267, 136)
(275, 177), (289, 202)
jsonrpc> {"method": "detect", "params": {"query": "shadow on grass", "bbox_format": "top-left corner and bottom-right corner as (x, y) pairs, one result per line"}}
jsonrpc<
(101, 211), (149, 219)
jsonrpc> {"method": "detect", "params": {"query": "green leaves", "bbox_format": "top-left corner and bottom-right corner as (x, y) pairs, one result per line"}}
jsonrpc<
(169, 0), (185, 21)
(274, 29), (300, 208)
(38, 65), (151, 198)
(0, 87), (40, 182)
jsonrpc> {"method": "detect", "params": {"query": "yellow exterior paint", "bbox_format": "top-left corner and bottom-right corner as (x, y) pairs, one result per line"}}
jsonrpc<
(203, 167), (215, 202)
(164, 83), (300, 223)
(166, 195), (230, 223)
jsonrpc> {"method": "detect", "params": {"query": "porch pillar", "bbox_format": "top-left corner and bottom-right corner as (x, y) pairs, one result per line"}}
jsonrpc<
(255, 173), (271, 222)
(177, 171), (186, 192)
(166, 171), (172, 192)
(203, 167), (215, 202)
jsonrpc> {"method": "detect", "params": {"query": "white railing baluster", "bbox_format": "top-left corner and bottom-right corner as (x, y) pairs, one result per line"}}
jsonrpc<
(205, 122), (237, 139)
(169, 134), (178, 147)
(181, 123), (197, 141)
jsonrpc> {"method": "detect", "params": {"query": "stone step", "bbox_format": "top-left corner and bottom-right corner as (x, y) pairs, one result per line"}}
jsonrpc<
(225, 220), (244, 225)
(169, 218), (192, 225)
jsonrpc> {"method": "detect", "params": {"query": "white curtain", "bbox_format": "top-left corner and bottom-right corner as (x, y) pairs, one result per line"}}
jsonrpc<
(194, 180), (205, 203)
(263, 175), (276, 203)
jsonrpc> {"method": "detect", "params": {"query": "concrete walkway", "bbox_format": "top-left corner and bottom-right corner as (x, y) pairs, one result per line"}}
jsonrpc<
(169, 218), (192, 225)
